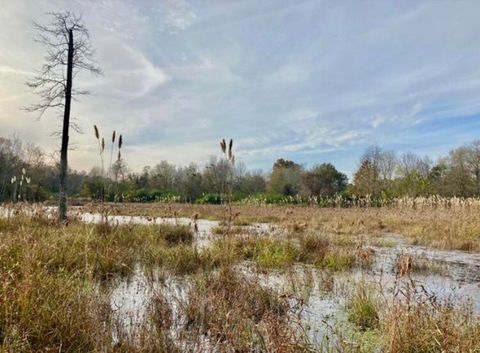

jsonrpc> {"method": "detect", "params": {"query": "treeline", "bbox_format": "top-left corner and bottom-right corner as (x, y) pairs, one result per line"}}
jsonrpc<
(351, 142), (480, 198)
(2, 134), (480, 204)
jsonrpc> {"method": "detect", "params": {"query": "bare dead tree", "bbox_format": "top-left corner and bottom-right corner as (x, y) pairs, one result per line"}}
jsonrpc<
(26, 12), (101, 222)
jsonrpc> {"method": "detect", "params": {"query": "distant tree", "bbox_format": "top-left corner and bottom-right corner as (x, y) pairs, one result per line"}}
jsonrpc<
(26, 12), (100, 222)
(272, 159), (299, 170)
(379, 150), (397, 181)
(203, 156), (232, 194)
(445, 147), (474, 196)
(0, 136), (23, 201)
(429, 161), (448, 195)
(351, 146), (386, 196)
(111, 159), (129, 184)
(394, 152), (432, 196)
(177, 164), (203, 202)
(235, 171), (266, 195)
(301, 163), (347, 197)
(466, 139), (480, 195)
(353, 160), (377, 196)
(268, 159), (302, 196)
(151, 161), (177, 191)
(397, 152), (431, 178)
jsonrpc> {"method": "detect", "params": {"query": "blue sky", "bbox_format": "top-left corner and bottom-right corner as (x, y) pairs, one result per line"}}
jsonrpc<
(1, 0), (480, 176)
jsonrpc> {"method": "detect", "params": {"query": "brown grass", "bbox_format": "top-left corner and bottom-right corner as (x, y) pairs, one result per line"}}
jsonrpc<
(0, 203), (479, 352)
(106, 203), (480, 251)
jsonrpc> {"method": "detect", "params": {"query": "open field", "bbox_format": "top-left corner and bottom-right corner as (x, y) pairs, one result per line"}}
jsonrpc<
(107, 202), (480, 252)
(0, 202), (479, 352)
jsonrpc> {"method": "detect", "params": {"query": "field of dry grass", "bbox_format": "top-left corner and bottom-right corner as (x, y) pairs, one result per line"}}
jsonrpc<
(110, 202), (480, 252)
(0, 203), (478, 352)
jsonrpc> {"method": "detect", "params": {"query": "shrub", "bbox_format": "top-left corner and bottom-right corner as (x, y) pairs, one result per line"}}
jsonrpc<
(347, 283), (379, 330)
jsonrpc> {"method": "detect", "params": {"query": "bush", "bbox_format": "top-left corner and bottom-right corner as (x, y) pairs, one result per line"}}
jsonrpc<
(155, 224), (193, 245)
(125, 188), (181, 203)
(196, 193), (222, 204)
(347, 283), (379, 330)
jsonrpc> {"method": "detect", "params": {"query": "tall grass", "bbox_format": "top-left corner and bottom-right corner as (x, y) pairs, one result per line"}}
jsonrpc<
(0, 203), (479, 352)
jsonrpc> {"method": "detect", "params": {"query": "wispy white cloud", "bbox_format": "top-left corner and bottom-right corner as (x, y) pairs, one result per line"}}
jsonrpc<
(90, 40), (170, 100)
(153, 0), (197, 33)
(0, 65), (33, 76)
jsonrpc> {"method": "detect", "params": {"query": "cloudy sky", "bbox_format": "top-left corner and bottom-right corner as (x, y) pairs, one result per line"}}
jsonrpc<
(1, 0), (480, 176)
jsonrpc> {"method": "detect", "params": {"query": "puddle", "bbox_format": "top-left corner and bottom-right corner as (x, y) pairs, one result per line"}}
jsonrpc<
(372, 233), (480, 283)
(108, 265), (190, 343)
(108, 259), (480, 348)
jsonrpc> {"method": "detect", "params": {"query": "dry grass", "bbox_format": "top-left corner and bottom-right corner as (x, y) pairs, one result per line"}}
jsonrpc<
(208, 232), (375, 272)
(346, 282), (380, 331)
(182, 266), (309, 352)
(0, 213), (218, 352)
(0, 203), (479, 352)
(107, 203), (480, 251)
(382, 280), (480, 353)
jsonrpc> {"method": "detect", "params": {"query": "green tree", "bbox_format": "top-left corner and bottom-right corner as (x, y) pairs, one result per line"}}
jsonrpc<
(301, 163), (347, 197)
(444, 147), (474, 196)
(353, 160), (377, 196)
(268, 159), (302, 196)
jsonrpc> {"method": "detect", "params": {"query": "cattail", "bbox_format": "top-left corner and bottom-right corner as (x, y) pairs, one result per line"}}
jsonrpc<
(94, 125), (99, 140)
(229, 139), (233, 153)
(112, 130), (116, 143)
(101, 138), (105, 152)
(118, 135), (123, 149)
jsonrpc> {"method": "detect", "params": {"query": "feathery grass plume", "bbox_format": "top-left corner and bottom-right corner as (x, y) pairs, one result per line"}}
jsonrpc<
(228, 139), (233, 160)
(118, 135), (123, 149)
(112, 130), (116, 143)
(94, 125), (99, 140)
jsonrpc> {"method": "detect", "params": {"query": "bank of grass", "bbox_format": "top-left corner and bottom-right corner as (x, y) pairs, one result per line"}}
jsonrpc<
(108, 203), (480, 251)
(382, 287), (480, 352)
(335, 279), (480, 353)
(208, 232), (374, 272)
(0, 268), (108, 352)
(0, 216), (219, 280)
(346, 282), (380, 331)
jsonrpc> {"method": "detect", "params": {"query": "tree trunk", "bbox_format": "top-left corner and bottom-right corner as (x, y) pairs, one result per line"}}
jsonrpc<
(58, 29), (73, 222)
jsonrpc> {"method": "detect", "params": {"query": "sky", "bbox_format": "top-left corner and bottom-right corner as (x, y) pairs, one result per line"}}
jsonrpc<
(1, 0), (480, 177)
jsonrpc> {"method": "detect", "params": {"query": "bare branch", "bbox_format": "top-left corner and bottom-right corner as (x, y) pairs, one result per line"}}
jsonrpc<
(26, 11), (101, 118)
